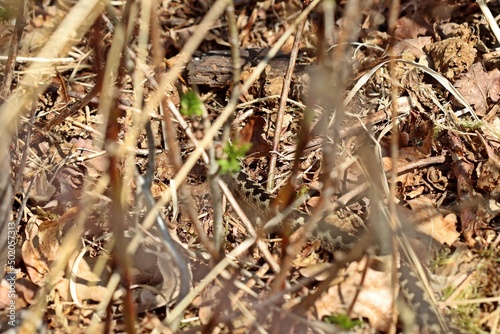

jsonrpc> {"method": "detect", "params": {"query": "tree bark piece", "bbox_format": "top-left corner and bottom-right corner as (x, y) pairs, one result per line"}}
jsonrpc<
(187, 49), (310, 102)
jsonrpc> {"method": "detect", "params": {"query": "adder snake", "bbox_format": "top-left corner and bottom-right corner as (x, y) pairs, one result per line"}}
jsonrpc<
(226, 170), (464, 333)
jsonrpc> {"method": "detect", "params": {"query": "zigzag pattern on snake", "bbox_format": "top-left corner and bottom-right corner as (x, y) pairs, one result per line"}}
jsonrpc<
(225, 170), (464, 334)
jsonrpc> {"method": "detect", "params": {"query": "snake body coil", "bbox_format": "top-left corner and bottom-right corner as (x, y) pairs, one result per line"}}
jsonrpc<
(226, 170), (463, 333)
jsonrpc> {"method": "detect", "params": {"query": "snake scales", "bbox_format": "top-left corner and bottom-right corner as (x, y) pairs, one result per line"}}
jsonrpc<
(226, 169), (464, 333)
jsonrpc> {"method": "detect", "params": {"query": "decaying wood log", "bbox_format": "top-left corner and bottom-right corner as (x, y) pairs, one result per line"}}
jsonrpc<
(186, 49), (311, 102)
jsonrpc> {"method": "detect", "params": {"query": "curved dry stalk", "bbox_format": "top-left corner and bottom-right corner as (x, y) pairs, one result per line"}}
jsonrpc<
(477, 0), (500, 49)
(344, 59), (479, 121)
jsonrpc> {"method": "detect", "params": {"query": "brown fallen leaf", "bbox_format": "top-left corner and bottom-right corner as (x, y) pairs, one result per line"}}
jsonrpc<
(28, 169), (56, 203)
(69, 137), (108, 179)
(426, 36), (476, 81)
(240, 115), (271, 161)
(406, 196), (460, 246)
(0, 277), (36, 309)
(477, 134), (500, 201)
(298, 262), (332, 281)
(394, 16), (428, 40)
(314, 257), (393, 332)
(22, 207), (79, 285)
(453, 62), (500, 116)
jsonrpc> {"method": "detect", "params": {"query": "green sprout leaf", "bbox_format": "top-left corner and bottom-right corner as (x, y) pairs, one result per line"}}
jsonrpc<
(217, 141), (252, 175)
(323, 314), (363, 330)
(180, 90), (203, 117)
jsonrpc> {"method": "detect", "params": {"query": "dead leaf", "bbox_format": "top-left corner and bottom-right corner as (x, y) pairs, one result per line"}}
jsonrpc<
(406, 196), (460, 246)
(28, 170), (56, 203)
(453, 63), (500, 116)
(22, 207), (78, 285)
(426, 37), (476, 81)
(298, 262), (332, 281)
(240, 115), (271, 160)
(0, 277), (36, 309)
(69, 138), (108, 179)
(477, 135), (500, 200)
(394, 16), (428, 40)
(315, 258), (393, 332)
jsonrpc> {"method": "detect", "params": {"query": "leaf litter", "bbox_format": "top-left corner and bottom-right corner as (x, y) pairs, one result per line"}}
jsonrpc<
(1, 0), (500, 333)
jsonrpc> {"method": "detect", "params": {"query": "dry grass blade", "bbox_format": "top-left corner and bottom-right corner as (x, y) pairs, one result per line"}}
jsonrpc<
(345, 59), (479, 121)
(477, 0), (500, 50)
